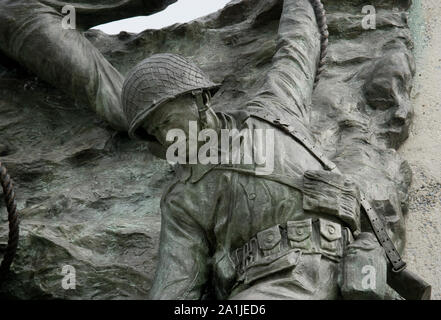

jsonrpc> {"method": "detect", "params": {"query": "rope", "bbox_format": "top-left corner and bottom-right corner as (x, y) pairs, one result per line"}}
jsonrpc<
(309, 0), (329, 88)
(0, 161), (19, 276)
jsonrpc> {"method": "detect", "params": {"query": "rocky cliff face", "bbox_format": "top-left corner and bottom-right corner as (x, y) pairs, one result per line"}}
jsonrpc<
(0, 0), (415, 299)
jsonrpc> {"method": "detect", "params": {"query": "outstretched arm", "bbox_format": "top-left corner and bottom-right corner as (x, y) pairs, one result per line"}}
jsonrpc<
(0, 0), (177, 131)
(0, 1), (128, 130)
(39, 0), (177, 30)
(246, 0), (322, 126)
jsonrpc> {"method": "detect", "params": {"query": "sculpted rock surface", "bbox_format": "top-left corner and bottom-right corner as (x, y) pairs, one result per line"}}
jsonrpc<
(0, 0), (416, 299)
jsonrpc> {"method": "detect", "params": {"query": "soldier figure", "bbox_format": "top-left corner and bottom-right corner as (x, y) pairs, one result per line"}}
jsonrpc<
(121, 0), (385, 300)
(0, 0), (430, 300)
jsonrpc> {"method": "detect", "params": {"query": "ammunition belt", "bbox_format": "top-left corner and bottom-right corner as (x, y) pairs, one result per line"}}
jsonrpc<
(231, 218), (353, 284)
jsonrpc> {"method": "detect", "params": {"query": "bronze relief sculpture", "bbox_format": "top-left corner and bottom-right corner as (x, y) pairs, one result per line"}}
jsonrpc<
(0, 0), (432, 299)
(119, 0), (429, 299)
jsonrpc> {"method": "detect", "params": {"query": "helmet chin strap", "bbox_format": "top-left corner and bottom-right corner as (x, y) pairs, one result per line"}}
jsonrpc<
(192, 89), (211, 131)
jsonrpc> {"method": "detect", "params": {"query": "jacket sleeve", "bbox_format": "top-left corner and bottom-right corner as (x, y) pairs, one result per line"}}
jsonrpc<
(246, 0), (321, 125)
(148, 182), (211, 300)
(0, 0), (129, 131)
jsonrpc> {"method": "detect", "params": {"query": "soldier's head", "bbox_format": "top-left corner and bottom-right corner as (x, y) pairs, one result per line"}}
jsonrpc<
(122, 53), (220, 158)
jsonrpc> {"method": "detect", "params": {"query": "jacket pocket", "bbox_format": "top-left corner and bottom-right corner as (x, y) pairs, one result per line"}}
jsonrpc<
(244, 250), (302, 285)
(256, 225), (281, 256)
(319, 219), (342, 256)
(303, 170), (361, 234)
(287, 219), (313, 250)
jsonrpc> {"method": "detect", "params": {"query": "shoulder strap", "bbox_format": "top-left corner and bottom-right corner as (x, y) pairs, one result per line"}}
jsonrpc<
(248, 112), (337, 171)
(249, 111), (407, 273)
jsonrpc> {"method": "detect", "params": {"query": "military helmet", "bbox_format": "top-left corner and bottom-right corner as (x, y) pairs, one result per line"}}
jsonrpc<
(122, 53), (220, 140)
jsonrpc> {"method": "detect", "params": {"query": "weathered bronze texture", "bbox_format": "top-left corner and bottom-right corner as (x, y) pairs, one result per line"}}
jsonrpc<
(0, 0), (426, 300)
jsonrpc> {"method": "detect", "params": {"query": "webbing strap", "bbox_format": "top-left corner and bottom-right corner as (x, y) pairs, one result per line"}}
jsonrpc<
(249, 112), (407, 272)
(249, 113), (336, 171)
(360, 196), (406, 272)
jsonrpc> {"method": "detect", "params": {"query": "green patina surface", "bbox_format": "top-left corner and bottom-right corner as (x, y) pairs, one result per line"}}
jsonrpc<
(0, 0), (428, 299)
